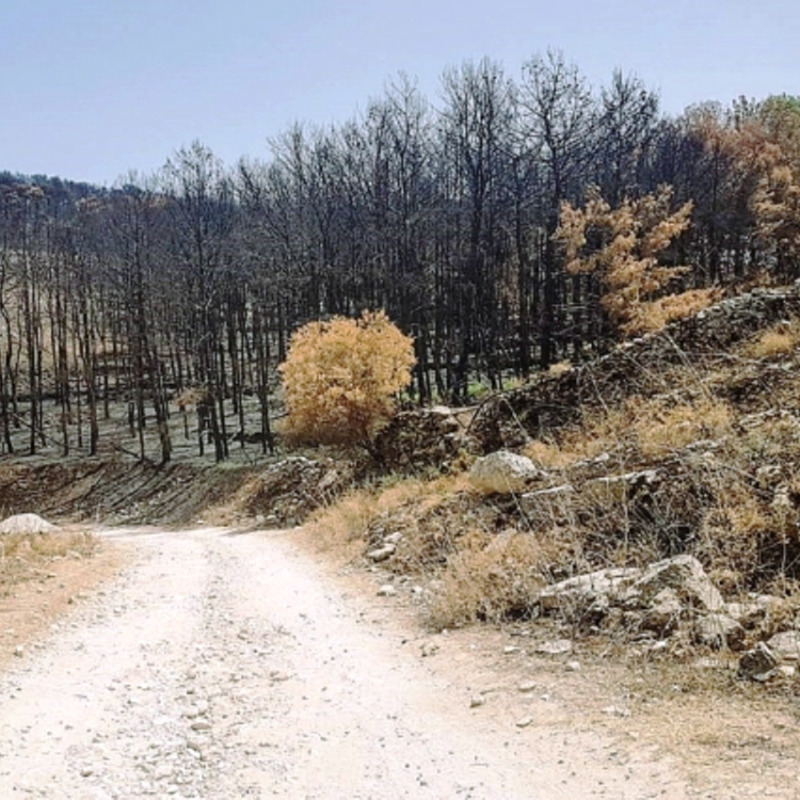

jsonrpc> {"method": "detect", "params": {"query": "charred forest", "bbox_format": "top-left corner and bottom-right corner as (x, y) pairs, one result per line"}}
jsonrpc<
(1, 54), (799, 463)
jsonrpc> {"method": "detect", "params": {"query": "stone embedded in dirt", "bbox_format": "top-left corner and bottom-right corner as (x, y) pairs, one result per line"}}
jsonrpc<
(640, 588), (683, 636)
(518, 681), (537, 692)
(693, 657), (722, 670)
(756, 464), (783, 489)
(766, 630), (800, 662)
(0, 513), (58, 535)
(724, 600), (769, 629)
(515, 716), (534, 728)
(377, 584), (397, 597)
(468, 450), (545, 494)
(587, 469), (660, 492)
(535, 639), (573, 656)
(602, 705), (631, 718)
(622, 555), (724, 614)
(693, 613), (746, 651)
(772, 484), (793, 511)
(366, 544), (396, 562)
(538, 567), (641, 616)
(737, 642), (779, 681)
(469, 694), (486, 708)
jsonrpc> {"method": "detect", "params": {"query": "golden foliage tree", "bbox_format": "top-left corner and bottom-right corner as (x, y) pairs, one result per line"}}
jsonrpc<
(278, 310), (416, 446)
(687, 95), (800, 279)
(751, 96), (800, 272)
(554, 185), (715, 336)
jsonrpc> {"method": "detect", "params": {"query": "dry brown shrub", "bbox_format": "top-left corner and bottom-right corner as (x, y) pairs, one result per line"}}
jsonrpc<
(554, 184), (704, 338)
(305, 490), (381, 547)
(279, 310), (415, 446)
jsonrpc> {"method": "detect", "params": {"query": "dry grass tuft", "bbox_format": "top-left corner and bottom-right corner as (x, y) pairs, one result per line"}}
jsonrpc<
(426, 530), (545, 628)
(305, 473), (472, 550)
(631, 397), (733, 459)
(524, 394), (733, 467)
(0, 531), (97, 596)
(744, 321), (800, 359)
(524, 438), (581, 469)
(548, 360), (573, 376)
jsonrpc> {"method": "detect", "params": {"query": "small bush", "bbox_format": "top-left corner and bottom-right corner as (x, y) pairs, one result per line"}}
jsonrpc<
(278, 310), (415, 446)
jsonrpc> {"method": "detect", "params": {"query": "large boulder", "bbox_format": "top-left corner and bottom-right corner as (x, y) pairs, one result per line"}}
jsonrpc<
(0, 513), (58, 535)
(469, 450), (545, 494)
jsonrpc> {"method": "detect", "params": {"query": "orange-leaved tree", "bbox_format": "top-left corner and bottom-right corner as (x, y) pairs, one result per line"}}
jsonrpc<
(751, 95), (800, 275)
(555, 184), (716, 337)
(278, 310), (416, 446)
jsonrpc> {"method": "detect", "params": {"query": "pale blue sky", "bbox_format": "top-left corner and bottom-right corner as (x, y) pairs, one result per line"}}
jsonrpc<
(2, 0), (797, 185)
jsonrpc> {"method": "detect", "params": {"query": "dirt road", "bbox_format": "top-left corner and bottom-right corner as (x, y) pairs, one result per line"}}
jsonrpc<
(0, 526), (691, 799)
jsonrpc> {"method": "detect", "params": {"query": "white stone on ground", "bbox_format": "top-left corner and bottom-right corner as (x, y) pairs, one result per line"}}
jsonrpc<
(0, 513), (58, 535)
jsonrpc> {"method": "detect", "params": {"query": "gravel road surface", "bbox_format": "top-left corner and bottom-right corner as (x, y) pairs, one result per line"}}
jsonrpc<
(0, 527), (688, 799)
